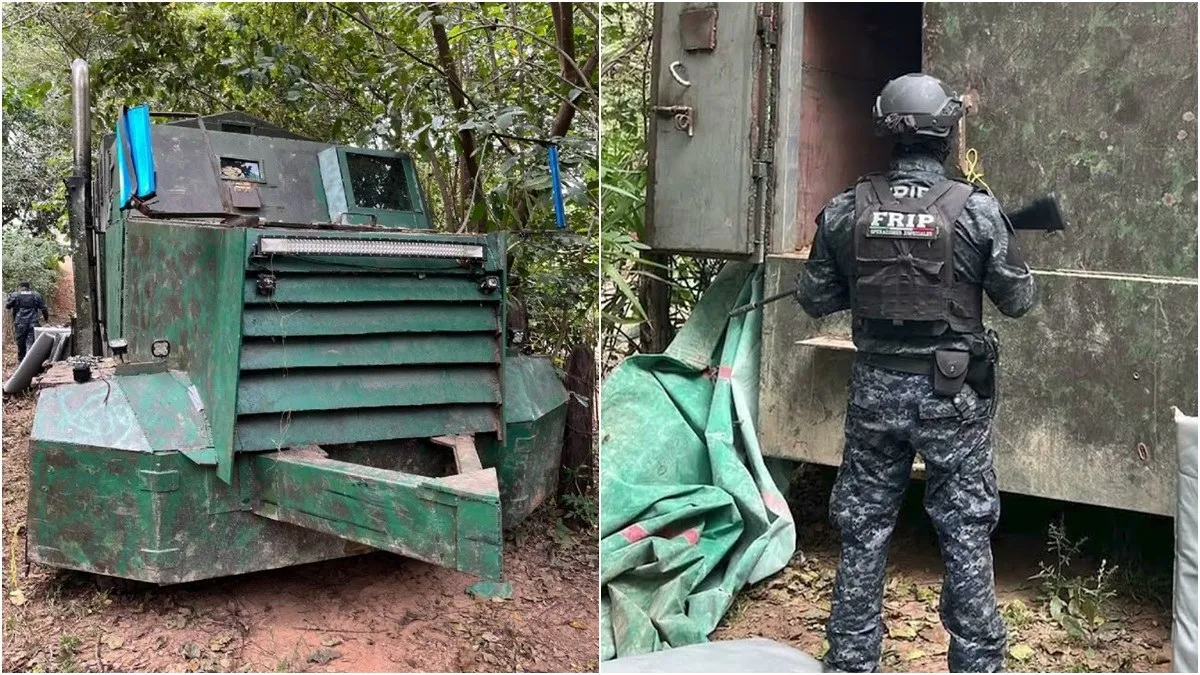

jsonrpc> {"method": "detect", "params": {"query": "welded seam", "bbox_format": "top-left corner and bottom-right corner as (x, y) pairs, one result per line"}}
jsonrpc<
(1032, 268), (1198, 285)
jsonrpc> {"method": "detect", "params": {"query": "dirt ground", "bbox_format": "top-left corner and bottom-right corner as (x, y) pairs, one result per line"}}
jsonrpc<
(713, 466), (1175, 673)
(0, 273), (600, 673)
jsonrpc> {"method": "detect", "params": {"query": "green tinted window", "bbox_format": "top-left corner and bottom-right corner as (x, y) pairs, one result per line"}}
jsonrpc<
(346, 153), (413, 211)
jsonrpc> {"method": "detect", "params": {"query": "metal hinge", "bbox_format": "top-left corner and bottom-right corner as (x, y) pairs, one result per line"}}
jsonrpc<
(752, 148), (774, 180)
(756, 11), (777, 47)
(139, 469), (180, 493)
(752, 160), (772, 180)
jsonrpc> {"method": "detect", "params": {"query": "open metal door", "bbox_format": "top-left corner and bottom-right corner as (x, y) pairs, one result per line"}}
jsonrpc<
(647, 3), (780, 259)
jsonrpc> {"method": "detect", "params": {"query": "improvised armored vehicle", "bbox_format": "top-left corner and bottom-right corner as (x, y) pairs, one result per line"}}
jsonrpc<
(26, 60), (568, 593)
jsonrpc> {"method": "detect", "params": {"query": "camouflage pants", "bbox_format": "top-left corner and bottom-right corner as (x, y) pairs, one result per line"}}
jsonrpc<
(825, 361), (1005, 673)
(14, 321), (35, 362)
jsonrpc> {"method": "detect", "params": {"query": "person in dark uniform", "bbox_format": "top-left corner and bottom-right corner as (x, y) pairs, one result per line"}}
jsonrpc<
(794, 73), (1038, 673)
(7, 281), (50, 362)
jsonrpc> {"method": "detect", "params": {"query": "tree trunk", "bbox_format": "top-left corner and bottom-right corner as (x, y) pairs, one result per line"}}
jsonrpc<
(428, 3), (487, 231)
(638, 252), (674, 354)
(505, 278), (529, 349)
(424, 145), (458, 226)
(558, 343), (596, 512)
(550, 3), (575, 79)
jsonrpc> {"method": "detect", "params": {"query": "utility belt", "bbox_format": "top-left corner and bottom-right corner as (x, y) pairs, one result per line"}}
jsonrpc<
(858, 330), (1000, 402)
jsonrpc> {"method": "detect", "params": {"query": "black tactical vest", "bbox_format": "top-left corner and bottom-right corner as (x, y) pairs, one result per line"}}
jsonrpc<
(850, 174), (984, 336)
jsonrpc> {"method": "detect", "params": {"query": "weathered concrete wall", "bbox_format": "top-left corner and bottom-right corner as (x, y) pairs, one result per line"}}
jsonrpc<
(759, 3), (1198, 516)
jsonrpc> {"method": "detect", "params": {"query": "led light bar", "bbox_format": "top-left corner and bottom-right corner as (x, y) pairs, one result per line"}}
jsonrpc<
(255, 237), (485, 260)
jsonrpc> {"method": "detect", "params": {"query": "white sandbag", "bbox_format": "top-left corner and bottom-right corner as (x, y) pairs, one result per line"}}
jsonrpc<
(1173, 407), (1197, 674)
(601, 638), (824, 673)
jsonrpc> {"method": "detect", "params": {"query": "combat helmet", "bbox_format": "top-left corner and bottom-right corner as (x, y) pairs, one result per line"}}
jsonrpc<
(873, 73), (964, 139)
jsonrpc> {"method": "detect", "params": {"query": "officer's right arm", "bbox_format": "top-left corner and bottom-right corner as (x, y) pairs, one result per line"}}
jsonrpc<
(795, 196), (852, 318)
(978, 195), (1038, 318)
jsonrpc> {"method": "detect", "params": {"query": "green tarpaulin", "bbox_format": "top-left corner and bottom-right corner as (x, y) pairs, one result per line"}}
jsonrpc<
(600, 262), (797, 660)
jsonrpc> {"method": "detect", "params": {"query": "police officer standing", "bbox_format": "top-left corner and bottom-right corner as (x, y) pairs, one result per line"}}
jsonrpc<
(794, 73), (1037, 672)
(7, 281), (50, 362)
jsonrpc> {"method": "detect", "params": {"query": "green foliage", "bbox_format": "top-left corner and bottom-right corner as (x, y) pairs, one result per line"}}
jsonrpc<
(558, 465), (597, 528)
(2, 225), (68, 298)
(599, 3), (652, 363)
(2, 29), (73, 235)
(1032, 520), (1120, 645)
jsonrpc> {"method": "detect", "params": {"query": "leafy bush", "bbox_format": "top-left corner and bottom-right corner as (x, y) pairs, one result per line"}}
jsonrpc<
(2, 225), (67, 299)
(1032, 520), (1120, 644)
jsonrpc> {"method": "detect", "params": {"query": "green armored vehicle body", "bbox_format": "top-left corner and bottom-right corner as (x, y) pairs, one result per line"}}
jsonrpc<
(27, 60), (568, 591)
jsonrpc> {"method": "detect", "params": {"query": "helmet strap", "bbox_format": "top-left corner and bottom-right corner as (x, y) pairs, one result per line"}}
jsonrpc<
(892, 135), (953, 164)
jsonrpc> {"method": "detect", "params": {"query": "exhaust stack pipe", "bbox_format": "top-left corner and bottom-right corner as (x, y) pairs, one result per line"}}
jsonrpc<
(71, 59), (91, 188)
(68, 58), (100, 356)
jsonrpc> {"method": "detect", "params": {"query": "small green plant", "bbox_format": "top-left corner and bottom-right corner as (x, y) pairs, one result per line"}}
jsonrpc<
(719, 590), (753, 626)
(560, 493), (598, 529)
(54, 634), (81, 672)
(1032, 520), (1119, 644)
(552, 517), (577, 548)
(1001, 598), (1035, 629)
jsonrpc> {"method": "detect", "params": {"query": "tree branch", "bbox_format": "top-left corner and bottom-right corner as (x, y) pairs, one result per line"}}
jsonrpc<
(427, 2), (486, 232)
(551, 48), (598, 138)
(456, 21), (594, 96)
(327, 3), (480, 110)
(551, 3), (575, 81)
(601, 31), (651, 78)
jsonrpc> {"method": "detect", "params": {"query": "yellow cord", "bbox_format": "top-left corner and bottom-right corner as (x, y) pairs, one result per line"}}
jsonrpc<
(9, 526), (19, 586)
(962, 147), (993, 195)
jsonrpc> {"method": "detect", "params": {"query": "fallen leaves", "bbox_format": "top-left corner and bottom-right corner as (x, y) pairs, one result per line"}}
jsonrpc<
(914, 584), (938, 604)
(180, 642), (201, 660)
(800, 607), (828, 621)
(306, 648), (342, 665)
(814, 639), (830, 660)
(1009, 643), (1036, 661)
(165, 609), (189, 630)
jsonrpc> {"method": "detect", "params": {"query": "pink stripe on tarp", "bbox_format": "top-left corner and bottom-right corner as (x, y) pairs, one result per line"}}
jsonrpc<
(762, 491), (791, 517)
(655, 524), (702, 546)
(717, 365), (734, 380)
(621, 523), (648, 543)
